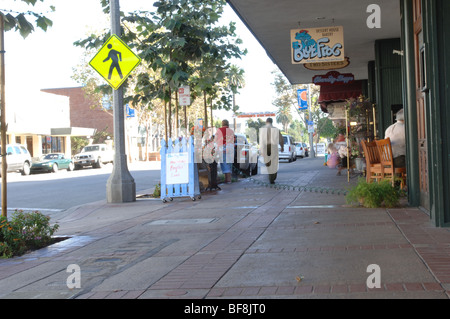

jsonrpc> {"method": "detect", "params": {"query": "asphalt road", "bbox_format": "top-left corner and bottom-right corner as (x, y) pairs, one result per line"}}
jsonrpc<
(4, 161), (161, 214)
(3, 156), (322, 215)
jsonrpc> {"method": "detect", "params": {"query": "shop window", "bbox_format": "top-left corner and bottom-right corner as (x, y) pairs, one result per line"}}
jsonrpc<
(42, 136), (65, 154)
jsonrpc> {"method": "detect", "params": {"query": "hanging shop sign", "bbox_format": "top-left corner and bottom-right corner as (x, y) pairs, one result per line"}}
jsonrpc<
(304, 57), (350, 70)
(291, 26), (345, 64)
(312, 71), (354, 86)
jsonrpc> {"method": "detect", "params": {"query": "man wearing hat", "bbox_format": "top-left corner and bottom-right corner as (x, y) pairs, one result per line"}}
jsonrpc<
(385, 109), (406, 167)
(259, 118), (284, 184)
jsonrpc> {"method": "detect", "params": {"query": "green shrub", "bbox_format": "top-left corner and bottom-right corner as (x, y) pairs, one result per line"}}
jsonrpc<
(0, 211), (59, 258)
(153, 182), (161, 198)
(346, 178), (404, 208)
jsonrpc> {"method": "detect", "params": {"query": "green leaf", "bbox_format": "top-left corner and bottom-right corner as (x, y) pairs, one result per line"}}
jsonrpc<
(35, 16), (53, 32)
(3, 14), (18, 32)
(16, 14), (35, 39)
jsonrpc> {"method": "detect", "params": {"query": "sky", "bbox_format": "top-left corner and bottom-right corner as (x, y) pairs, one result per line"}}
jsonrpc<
(3, 0), (281, 124)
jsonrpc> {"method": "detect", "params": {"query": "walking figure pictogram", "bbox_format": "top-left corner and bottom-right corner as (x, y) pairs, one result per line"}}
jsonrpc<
(103, 44), (123, 80)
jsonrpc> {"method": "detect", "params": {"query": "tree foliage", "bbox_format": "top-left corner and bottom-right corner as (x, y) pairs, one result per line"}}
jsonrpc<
(1, 0), (54, 38)
(75, 0), (246, 135)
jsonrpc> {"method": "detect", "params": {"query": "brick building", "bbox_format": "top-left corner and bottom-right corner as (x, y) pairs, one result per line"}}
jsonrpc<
(41, 87), (114, 137)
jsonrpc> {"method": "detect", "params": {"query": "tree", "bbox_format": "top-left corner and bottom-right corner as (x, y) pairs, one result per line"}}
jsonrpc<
(227, 64), (245, 129)
(271, 71), (297, 133)
(1, 0), (55, 218)
(289, 119), (307, 142)
(246, 118), (266, 143)
(74, 0), (246, 150)
(122, 0), (245, 137)
(276, 104), (293, 133)
(1, 0), (55, 38)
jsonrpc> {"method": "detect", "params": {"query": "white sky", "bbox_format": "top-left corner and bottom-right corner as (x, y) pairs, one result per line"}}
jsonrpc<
(3, 0), (281, 122)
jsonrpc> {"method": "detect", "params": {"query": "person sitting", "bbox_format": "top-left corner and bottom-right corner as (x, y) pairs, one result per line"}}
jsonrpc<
(384, 109), (406, 168)
(326, 143), (339, 169)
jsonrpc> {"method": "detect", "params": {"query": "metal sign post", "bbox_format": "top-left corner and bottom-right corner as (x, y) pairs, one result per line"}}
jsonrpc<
(307, 84), (315, 158)
(106, 0), (136, 203)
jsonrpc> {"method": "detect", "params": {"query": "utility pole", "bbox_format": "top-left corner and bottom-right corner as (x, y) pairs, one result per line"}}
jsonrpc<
(308, 84), (315, 158)
(0, 14), (7, 217)
(106, 0), (136, 203)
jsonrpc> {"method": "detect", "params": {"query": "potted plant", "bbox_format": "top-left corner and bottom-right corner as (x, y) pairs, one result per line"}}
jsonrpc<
(346, 178), (404, 208)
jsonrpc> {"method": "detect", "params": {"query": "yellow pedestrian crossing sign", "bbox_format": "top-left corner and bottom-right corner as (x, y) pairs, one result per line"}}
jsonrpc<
(89, 34), (141, 90)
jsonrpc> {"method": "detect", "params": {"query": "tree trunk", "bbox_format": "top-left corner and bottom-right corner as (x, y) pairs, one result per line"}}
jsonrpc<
(203, 91), (208, 129)
(175, 90), (179, 137)
(144, 123), (149, 161)
(168, 88), (172, 139)
(184, 105), (187, 133)
(0, 15), (7, 217)
(233, 92), (237, 131)
(210, 100), (213, 128)
(164, 100), (168, 142)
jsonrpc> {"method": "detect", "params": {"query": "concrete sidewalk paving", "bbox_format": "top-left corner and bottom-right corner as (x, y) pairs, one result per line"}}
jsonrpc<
(0, 157), (449, 299)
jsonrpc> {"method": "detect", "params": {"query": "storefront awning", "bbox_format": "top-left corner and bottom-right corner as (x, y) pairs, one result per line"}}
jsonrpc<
(51, 127), (97, 137)
(318, 80), (363, 112)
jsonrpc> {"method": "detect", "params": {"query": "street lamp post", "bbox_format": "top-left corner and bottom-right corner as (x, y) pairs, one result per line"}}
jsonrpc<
(106, 0), (136, 203)
(308, 84), (315, 158)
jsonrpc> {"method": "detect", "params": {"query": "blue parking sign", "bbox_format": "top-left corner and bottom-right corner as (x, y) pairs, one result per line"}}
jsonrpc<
(126, 104), (135, 118)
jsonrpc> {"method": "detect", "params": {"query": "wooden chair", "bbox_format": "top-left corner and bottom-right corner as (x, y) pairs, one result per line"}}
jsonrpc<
(361, 140), (382, 183)
(375, 138), (407, 188)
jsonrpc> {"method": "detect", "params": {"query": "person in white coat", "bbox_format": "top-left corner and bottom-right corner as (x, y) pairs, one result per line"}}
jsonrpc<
(385, 109), (406, 167)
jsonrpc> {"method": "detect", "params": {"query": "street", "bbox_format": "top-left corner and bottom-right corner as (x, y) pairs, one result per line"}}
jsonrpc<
(4, 161), (161, 214)
(3, 156), (325, 215)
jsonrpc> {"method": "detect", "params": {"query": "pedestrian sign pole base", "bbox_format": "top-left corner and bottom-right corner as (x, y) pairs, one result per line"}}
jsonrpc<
(106, 178), (136, 203)
(106, 155), (136, 203)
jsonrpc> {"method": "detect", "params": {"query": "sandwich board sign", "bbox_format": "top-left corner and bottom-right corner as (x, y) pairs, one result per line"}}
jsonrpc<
(89, 34), (141, 90)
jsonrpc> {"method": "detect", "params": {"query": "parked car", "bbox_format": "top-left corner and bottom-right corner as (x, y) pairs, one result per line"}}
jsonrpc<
(233, 133), (259, 176)
(73, 144), (114, 169)
(279, 134), (296, 162)
(295, 142), (306, 158)
(0, 144), (32, 176)
(31, 153), (74, 173)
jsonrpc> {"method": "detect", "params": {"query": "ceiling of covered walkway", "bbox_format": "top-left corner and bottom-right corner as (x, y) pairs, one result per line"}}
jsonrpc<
(228, 0), (401, 84)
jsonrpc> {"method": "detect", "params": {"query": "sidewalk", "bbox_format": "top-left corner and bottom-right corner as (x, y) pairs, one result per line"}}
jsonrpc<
(0, 157), (449, 299)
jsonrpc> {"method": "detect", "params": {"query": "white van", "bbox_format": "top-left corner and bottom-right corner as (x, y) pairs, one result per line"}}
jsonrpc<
(279, 135), (296, 162)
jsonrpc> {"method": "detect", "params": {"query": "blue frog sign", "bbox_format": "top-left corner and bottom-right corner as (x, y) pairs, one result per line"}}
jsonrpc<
(291, 26), (345, 64)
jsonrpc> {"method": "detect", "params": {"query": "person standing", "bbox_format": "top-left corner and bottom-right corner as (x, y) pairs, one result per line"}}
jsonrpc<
(259, 118), (284, 184)
(384, 109), (406, 168)
(217, 119), (234, 184)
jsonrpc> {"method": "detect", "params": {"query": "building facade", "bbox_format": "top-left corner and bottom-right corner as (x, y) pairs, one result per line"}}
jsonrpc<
(228, 0), (450, 227)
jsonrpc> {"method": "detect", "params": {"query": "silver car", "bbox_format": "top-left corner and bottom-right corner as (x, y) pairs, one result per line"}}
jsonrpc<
(0, 144), (32, 176)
